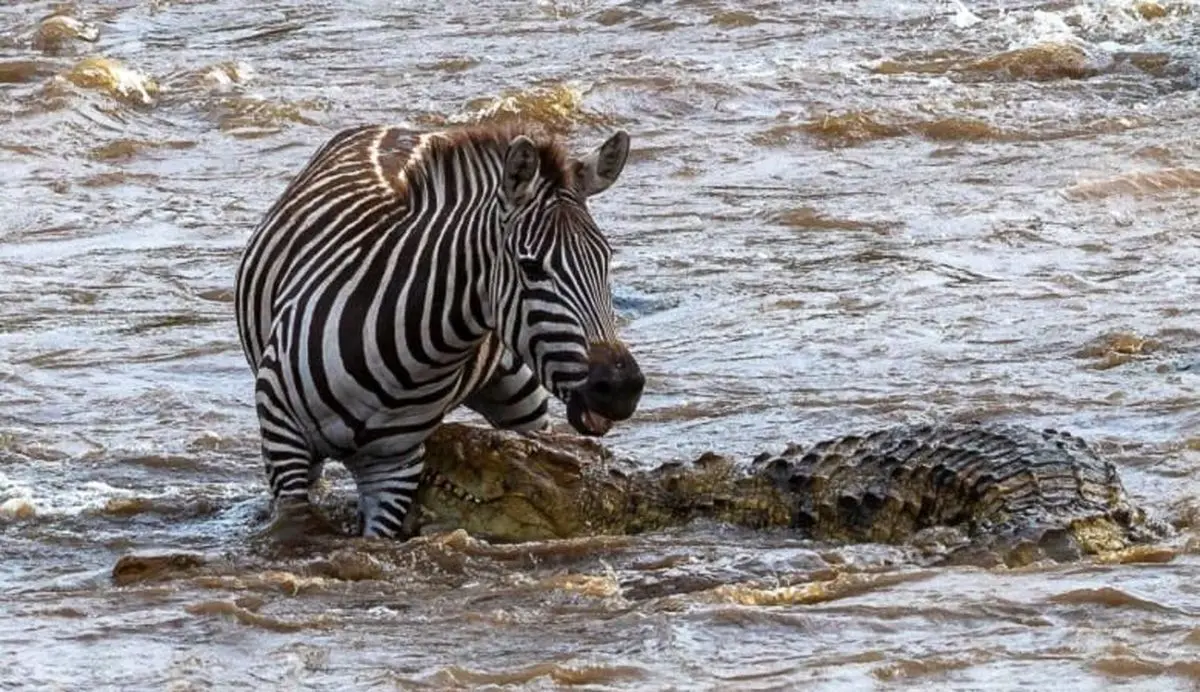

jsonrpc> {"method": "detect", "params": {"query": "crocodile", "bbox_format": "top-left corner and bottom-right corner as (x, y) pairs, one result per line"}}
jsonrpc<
(412, 422), (1170, 566)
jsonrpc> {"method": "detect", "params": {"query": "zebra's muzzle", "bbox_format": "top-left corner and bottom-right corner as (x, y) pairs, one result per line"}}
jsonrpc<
(567, 395), (614, 436)
(565, 342), (645, 437)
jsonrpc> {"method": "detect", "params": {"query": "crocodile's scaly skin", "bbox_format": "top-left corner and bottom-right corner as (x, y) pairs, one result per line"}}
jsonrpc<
(414, 422), (1168, 565)
(749, 423), (1167, 563)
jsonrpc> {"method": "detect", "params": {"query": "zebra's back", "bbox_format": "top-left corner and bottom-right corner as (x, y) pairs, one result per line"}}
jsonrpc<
(235, 124), (423, 372)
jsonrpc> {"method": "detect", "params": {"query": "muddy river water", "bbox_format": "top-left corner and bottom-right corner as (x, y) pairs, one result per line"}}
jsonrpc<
(2, 0), (1200, 689)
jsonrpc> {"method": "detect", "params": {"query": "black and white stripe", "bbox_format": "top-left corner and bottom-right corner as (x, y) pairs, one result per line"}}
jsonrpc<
(234, 122), (643, 538)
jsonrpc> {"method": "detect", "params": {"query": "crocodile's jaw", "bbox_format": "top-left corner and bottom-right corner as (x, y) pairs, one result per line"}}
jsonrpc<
(413, 423), (648, 542)
(414, 424), (799, 541)
(414, 467), (582, 542)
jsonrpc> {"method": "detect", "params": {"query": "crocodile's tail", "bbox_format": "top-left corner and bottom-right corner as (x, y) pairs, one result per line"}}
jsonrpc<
(748, 423), (1171, 559)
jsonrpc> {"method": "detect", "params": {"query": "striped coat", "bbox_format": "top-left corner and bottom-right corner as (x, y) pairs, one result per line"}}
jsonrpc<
(235, 122), (644, 537)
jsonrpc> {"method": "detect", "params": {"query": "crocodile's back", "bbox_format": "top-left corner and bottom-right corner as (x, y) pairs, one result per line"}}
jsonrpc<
(752, 424), (1149, 549)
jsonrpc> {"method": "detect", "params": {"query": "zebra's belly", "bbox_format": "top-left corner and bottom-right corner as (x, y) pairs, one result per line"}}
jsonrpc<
(298, 380), (474, 462)
(263, 313), (506, 462)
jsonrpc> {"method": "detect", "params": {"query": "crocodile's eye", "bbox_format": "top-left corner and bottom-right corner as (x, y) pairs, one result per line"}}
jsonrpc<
(518, 257), (551, 283)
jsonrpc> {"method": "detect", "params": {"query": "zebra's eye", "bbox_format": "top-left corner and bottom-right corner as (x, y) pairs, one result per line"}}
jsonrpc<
(518, 258), (551, 283)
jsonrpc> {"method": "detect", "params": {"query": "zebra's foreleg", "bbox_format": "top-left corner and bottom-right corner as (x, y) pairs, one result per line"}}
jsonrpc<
(463, 358), (550, 434)
(349, 451), (424, 538)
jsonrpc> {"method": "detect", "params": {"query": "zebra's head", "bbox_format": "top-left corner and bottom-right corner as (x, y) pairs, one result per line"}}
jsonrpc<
(493, 128), (644, 437)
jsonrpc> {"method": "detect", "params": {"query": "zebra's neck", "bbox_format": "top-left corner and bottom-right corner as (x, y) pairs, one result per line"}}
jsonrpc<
(382, 135), (517, 369)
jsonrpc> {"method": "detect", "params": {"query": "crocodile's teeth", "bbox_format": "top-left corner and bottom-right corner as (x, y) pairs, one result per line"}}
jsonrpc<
(423, 470), (483, 504)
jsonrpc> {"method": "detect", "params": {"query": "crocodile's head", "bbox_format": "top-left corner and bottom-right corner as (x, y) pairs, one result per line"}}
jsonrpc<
(415, 423), (612, 542)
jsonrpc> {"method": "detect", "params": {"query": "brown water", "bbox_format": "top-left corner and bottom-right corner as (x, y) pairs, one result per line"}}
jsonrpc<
(2, 0), (1200, 689)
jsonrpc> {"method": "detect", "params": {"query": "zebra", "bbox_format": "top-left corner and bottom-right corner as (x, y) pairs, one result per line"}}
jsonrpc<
(234, 121), (645, 539)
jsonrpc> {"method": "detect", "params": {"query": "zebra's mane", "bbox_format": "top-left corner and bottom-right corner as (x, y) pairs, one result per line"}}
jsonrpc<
(425, 121), (576, 191)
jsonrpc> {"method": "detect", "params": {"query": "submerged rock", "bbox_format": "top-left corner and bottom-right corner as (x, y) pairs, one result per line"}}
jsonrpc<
(112, 551), (207, 586)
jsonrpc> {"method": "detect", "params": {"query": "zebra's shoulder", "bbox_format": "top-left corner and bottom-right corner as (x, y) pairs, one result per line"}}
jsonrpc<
(295, 124), (425, 197)
(370, 125), (427, 194)
(304, 124), (385, 164)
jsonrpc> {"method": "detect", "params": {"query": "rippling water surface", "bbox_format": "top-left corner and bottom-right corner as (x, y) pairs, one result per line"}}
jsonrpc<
(2, 0), (1200, 689)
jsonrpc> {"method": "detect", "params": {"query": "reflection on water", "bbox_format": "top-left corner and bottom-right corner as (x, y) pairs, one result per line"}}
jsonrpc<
(1, 0), (1199, 689)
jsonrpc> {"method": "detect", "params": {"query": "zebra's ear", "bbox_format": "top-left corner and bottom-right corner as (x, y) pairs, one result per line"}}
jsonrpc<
(502, 136), (541, 206)
(576, 130), (629, 197)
